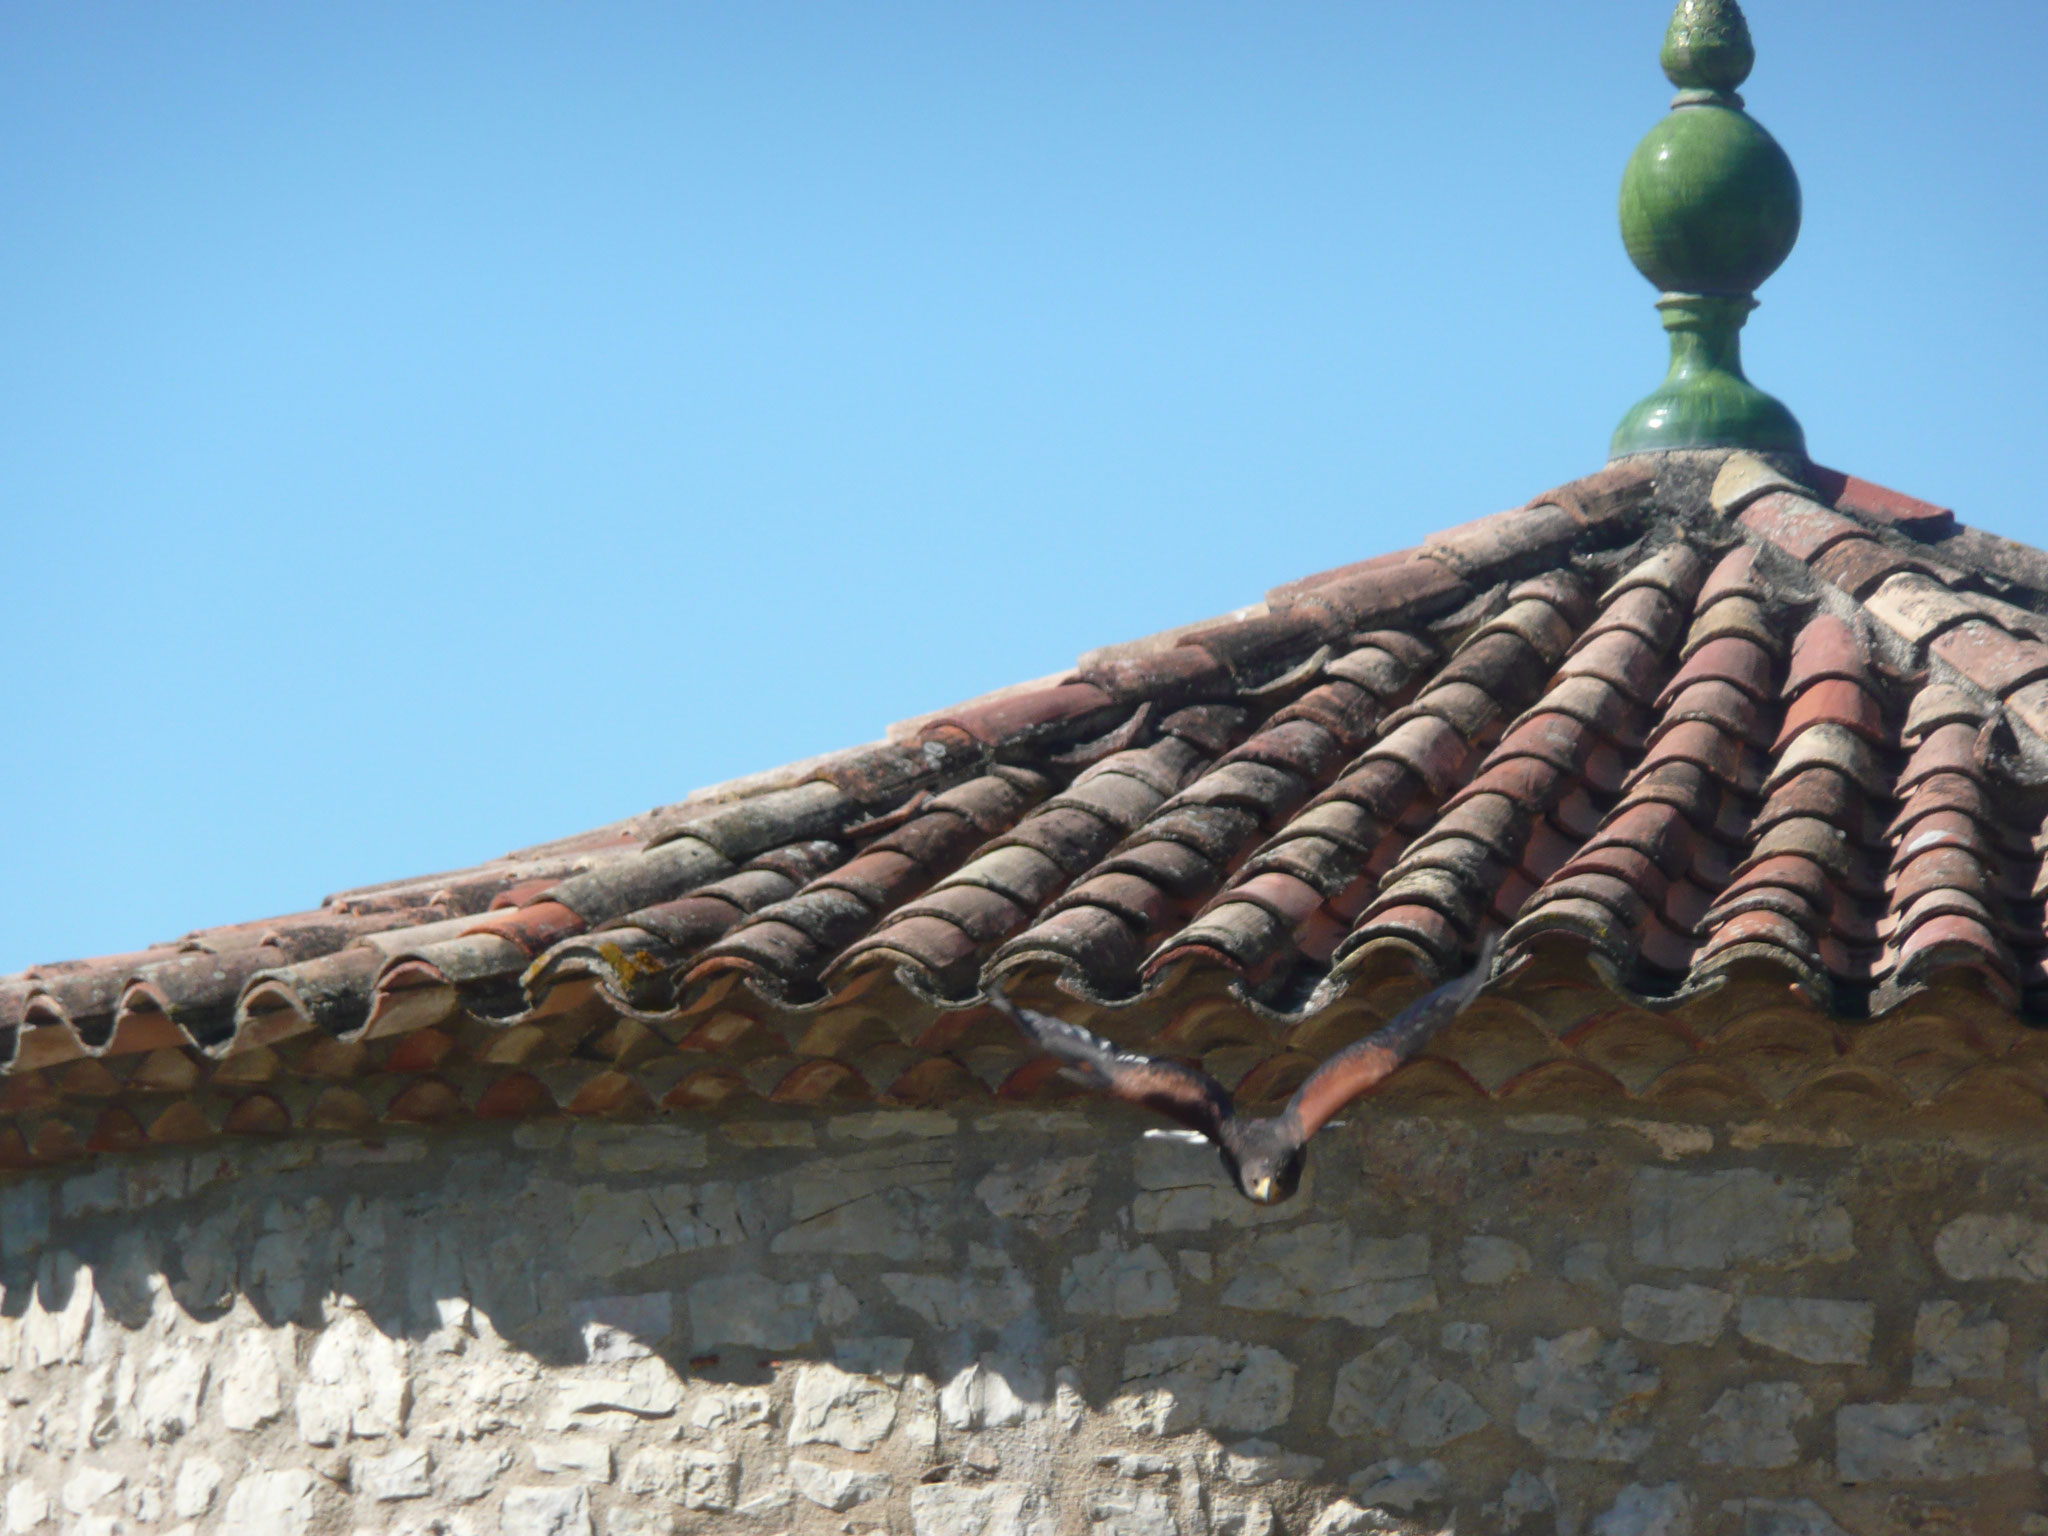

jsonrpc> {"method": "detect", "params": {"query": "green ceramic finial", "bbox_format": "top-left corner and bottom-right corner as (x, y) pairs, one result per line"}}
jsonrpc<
(1612, 0), (1805, 459)
(1661, 0), (1754, 94)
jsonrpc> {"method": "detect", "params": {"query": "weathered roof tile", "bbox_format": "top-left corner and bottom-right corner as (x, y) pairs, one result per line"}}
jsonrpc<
(18, 457), (2048, 1152)
(1929, 621), (2048, 698)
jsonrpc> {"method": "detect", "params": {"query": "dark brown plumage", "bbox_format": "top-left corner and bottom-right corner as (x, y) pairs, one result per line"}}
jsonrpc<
(987, 935), (1510, 1205)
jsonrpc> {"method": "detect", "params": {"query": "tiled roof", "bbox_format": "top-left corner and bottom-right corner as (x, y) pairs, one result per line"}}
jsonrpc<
(11, 449), (2048, 1160)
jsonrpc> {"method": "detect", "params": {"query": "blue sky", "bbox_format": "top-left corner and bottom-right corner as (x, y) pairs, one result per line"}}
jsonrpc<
(4, 1), (2044, 972)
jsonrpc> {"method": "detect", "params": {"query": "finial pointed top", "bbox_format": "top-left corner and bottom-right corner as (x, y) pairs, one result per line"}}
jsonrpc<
(1661, 0), (1755, 95)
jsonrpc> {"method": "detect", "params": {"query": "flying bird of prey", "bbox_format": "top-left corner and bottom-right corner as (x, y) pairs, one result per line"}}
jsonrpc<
(987, 935), (1509, 1205)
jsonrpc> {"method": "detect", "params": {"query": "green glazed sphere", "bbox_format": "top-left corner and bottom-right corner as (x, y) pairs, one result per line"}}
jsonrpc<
(1620, 104), (1799, 295)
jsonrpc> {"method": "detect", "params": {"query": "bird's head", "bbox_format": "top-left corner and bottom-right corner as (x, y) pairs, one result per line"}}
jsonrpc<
(1224, 1121), (1308, 1206)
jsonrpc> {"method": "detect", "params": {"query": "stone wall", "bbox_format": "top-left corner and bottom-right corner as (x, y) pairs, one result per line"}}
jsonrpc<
(3, 1105), (2048, 1536)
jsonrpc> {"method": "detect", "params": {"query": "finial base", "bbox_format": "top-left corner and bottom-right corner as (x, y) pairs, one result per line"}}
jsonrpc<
(1610, 293), (1804, 458)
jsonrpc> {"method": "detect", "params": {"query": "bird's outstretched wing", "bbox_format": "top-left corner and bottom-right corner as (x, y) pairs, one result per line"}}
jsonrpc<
(986, 984), (1233, 1142)
(1288, 933), (1510, 1138)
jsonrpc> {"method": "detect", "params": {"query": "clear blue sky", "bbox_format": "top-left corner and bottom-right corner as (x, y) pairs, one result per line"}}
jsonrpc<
(4, 1), (2045, 973)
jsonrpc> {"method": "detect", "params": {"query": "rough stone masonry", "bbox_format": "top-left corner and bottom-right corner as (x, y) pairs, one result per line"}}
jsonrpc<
(3, 1105), (2048, 1536)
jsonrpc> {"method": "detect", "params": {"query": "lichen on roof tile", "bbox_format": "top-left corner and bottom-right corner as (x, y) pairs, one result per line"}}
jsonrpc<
(13, 452), (2048, 1158)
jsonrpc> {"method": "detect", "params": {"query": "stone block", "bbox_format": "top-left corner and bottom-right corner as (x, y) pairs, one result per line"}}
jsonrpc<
(219, 1470), (319, 1536)
(1513, 1329), (1659, 1463)
(721, 1119), (817, 1148)
(911, 1481), (1051, 1536)
(1630, 1168), (1852, 1271)
(688, 1273), (813, 1348)
(978, 1155), (1098, 1236)
(689, 1385), (774, 1431)
(533, 1439), (613, 1480)
(1329, 1338), (1487, 1450)
(134, 1343), (209, 1443)
(171, 1459), (224, 1520)
(883, 1248), (1032, 1329)
(1063, 1242), (1179, 1318)
(1695, 1382), (1812, 1469)
(1912, 1299), (2007, 1387)
(1221, 1222), (1435, 1327)
(1099, 1452), (1177, 1479)
(124, 1156), (188, 1209)
(220, 1329), (284, 1431)
(1621, 1284), (1732, 1345)
(1836, 1398), (2032, 1481)
(295, 1308), (410, 1444)
(1, 1485), (48, 1536)
(1933, 1213), (2048, 1281)
(503, 1485), (595, 1536)
(1303, 1497), (1420, 1536)
(790, 1457), (893, 1511)
(568, 1181), (752, 1277)
(830, 1110), (958, 1141)
(1219, 1439), (1324, 1485)
(1440, 1322), (1491, 1360)
(1616, 1120), (1714, 1159)
(1498, 1469), (1556, 1530)
(1089, 1489), (1180, 1536)
(1460, 1236), (1530, 1286)
(1562, 1242), (1619, 1295)
(1347, 1458), (1445, 1511)
(60, 1468), (124, 1515)
(1737, 1297), (1873, 1366)
(441, 1444), (515, 1504)
(1114, 1336), (1296, 1436)
(1211, 1497), (1275, 1536)
(571, 1291), (672, 1363)
(568, 1124), (707, 1174)
(359, 1445), (434, 1501)
(974, 1110), (1092, 1137)
(789, 1363), (899, 1450)
(22, 1254), (95, 1368)
(1591, 1483), (1690, 1536)
(818, 1270), (861, 1326)
(554, 1356), (686, 1419)
(59, 1167), (122, 1219)
(621, 1446), (739, 1510)
(774, 1143), (955, 1260)
(940, 1356), (1040, 1429)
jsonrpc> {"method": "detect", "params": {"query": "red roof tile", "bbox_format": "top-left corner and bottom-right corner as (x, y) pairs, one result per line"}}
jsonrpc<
(14, 452), (2048, 1154)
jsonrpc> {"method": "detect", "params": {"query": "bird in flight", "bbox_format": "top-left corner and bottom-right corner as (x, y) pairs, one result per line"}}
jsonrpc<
(987, 935), (1510, 1206)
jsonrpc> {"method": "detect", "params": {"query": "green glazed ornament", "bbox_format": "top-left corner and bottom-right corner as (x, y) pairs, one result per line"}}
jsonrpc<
(1611, 0), (1805, 458)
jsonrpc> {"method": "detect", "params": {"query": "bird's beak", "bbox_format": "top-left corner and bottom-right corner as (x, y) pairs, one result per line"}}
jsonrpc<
(1248, 1176), (1279, 1204)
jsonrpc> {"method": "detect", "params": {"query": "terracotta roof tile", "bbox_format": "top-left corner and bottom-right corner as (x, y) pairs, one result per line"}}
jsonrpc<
(1929, 621), (2048, 698)
(1601, 540), (1709, 602)
(1809, 465), (1958, 537)
(2006, 680), (2048, 742)
(1737, 491), (1869, 561)
(1862, 572), (1998, 647)
(1655, 679), (1766, 745)
(1657, 635), (1776, 704)
(1420, 503), (1581, 578)
(1811, 537), (1932, 599)
(1557, 625), (1674, 700)
(1888, 773), (1997, 840)
(18, 456), (2048, 1155)
(1280, 553), (1471, 632)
